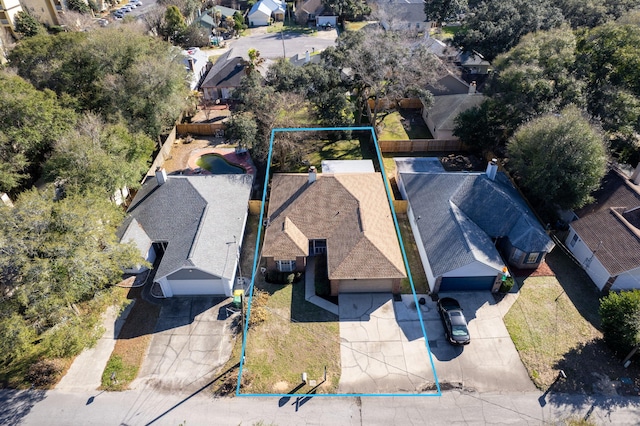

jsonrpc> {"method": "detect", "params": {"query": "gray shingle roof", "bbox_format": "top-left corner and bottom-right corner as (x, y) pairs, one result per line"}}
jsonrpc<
(397, 158), (553, 277)
(426, 93), (485, 132)
(121, 174), (252, 281)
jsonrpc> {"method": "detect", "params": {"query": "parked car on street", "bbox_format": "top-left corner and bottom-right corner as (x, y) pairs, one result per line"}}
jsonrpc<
(437, 297), (471, 345)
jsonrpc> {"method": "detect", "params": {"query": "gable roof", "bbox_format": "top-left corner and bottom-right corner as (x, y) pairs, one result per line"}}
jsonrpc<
(571, 170), (640, 276)
(299, 0), (324, 15)
(427, 73), (472, 96)
(121, 174), (253, 282)
(426, 93), (485, 132)
(396, 157), (554, 277)
(200, 51), (246, 89)
(378, 0), (428, 25)
(249, 0), (285, 17)
(262, 172), (406, 280)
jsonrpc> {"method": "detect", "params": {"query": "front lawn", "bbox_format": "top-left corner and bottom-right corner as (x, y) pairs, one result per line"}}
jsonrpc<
(266, 21), (316, 35)
(242, 280), (340, 394)
(504, 249), (640, 393)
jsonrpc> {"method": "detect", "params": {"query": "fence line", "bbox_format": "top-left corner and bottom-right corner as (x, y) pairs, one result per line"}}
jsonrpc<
(379, 139), (466, 153)
(176, 122), (226, 135)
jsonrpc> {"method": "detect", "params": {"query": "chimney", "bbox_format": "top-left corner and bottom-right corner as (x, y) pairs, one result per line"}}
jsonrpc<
(155, 167), (168, 185)
(469, 81), (477, 94)
(305, 50), (310, 63)
(486, 158), (498, 181)
(631, 164), (640, 185)
(308, 166), (317, 184)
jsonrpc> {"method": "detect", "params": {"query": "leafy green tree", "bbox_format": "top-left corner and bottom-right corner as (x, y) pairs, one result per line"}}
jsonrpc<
(0, 71), (77, 192)
(0, 188), (141, 333)
(44, 114), (154, 197)
(454, 0), (564, 61)
(226, 112), (258, 151)
(0, 314), (36, 366)
(67, 0), (91, 14)
(599, 290), (640, 356)
(507, 106), (607, 212)
(453, 99), (505, 154)
(424, 0), (467, 25)
(322, 0), (370, 21)
(323, 28), (441, 125)
(8, 28), (189, 138)
(13, 11), (46, 37)
(163, 5), (187, 43)
(557, 0), (609, 28)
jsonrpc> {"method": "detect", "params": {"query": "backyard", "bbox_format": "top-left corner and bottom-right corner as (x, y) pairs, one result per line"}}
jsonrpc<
(504, 248), (640, 395)
(377, 109), (432, 140)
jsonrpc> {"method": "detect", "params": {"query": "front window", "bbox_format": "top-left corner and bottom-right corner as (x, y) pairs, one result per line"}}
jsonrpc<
(525, 252), (540, 264)
(276, 260), (296, 272)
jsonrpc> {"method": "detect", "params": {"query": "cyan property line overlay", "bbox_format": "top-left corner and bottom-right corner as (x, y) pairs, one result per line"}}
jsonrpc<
(236, 126), (442, 397)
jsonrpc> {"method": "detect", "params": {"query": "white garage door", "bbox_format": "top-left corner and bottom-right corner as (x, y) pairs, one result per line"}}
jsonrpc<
(168, 279), (228, 296)
(338, 279), (392, 293)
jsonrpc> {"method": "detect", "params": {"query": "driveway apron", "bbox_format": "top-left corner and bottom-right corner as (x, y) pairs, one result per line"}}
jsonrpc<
(130, 297), (238, 393)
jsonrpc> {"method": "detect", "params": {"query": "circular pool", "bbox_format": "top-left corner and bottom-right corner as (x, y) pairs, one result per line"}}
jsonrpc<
(196, 154), (245, 174)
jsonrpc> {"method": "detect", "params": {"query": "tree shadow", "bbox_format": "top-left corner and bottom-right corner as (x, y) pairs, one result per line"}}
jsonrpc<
(548, 338), (640, 399)
(0, 389), (47, 425)
(544, 249), (602, 329)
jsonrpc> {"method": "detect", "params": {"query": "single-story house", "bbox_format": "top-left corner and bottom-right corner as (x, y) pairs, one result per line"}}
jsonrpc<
(119, 168), (253, 297)
(395, 157), (554, 293)
(378, 0), (432, 32)
(456, 51), (491, 75)
(248, 0), (285, 27)
(182, 47), (210, 90)
(424, 37), (458, 61)
(422, 91), (485, 139)
(565, 169), (640, 292)
(196, 6), (240, 32)
(261, 160), (407, 295)
(200, 49), (271, 101)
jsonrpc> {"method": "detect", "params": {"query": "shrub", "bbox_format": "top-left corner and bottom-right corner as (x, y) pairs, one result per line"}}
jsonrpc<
(599, 290), (640, 356)
(265, 270), (301, 284)
(26, 359), (64, 388)
(41, 315), (103, 358)
(499, 276), (514, 293)
(247, 289), (270, 327)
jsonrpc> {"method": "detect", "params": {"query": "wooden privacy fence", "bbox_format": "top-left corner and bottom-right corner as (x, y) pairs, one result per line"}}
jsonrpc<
(144, 126), (177, 179)
(249, 200), (263, 215)
(393, 200), (408, 214)
(367, 98), (423, 110)
(378, 139), (467, 153)
(176, 122), (226, 136)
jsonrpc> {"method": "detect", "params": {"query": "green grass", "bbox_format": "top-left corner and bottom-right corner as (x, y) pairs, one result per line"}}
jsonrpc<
(432, 25), (463, 41)
(305, 139), (362, 171)
(378, 111), (409, 140)
(344, 21), (369, 31)
(504, 270), (601, 389)
(101, 355), (138, 391)
(397, 215), (429, 294)
(266, 21), (316, 35)
(243, 282), (340, 394)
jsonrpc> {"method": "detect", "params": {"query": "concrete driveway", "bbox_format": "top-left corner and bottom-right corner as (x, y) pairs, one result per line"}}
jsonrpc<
(339, 293), (435, 394)
(338, 293), (535, 394)
(130, 297), (239, 393)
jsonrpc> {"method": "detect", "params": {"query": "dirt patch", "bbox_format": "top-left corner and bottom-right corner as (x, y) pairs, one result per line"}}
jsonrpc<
(440, 154), (484, 172)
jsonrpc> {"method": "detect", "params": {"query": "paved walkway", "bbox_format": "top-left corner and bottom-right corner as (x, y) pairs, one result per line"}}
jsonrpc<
(303, 257), (339, 315)
(55, 304), (133, 392)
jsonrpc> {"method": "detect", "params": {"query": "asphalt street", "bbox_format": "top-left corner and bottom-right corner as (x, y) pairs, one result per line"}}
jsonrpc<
(5, 387), (640, 425)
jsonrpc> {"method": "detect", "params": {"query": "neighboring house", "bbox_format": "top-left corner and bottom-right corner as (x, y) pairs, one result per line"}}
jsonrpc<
(395, 157), (554, 293)
(200, 49), (271, 101)
(248, 0), (285, 27)
(422, 89), (484, 139)
(456, 51), (491, 75)
(196, 6), (239, 32)
(21, 0), (63, 27)
(426, 72), (476, 97)
(0, 0), (22, 38)
(424, 37), (458, 61)
(565, 169), (640, 293)
(378, 0), (431, 32)
(295, 0), (321, 24)
(183, 47), (210, 90)
(119, 168), (253, 297)
(261, 160), (407, 295)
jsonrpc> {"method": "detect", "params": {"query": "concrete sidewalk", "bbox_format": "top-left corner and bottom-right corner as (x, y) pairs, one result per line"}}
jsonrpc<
(55, 303), (133, 392)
